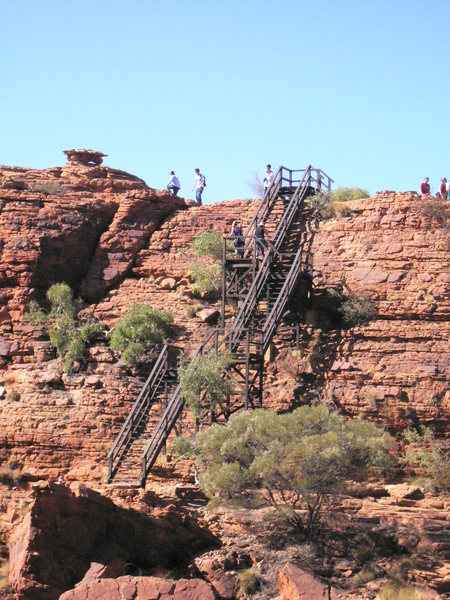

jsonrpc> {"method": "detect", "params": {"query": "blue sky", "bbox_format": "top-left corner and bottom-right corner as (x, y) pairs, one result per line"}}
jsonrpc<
(2, 0), (449, 202)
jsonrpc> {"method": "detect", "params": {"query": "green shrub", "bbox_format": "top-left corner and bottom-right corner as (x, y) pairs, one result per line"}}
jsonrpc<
(31, 182), (66, 195)
(191, 230), (224, 261)
(380, 582), (427, 600)
(340, 295), (375, 327)
(236, 569), (263, 597)
(308, 187), (370, 219)
(197, 405), (395, 537)
(403, 426), (450, 492)
(171, 436), (196, 457)
(190, 262), (222, 296)
(6, 389), (20, 402)
(109, 303), (173, 367)
(24, 283), (104, 373)
(178, 352), (234, 420)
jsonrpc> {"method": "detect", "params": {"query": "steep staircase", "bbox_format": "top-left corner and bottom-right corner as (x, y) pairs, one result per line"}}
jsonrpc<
(107, 166), (333, 487)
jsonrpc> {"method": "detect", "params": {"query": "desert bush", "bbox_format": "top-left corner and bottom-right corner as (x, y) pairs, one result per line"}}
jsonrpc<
(24, 283), (104, 373)
(171, 436), (196, 457)
(244, 170), (265, 199)
(418, 198), (449, 228)
(31, 182), (66, 195)
(5, 389), (20, 402)
(178, 352), (234, 420)
(190, 261), (222, 296)
(325, 288), (375, 328)
(380, 582), (427, 600)
(402, 426), (450, 492)
(197, 405), (395, 537)
(308, 187), (369, 219)
(236, 569), (263, 596)
(191, 230), (223, 262)
(109, 303), (173, 367)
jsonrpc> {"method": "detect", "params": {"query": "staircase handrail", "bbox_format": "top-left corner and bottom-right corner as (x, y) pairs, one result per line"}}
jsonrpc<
(107, 344), (169, 482)
(138, 166), (333, 484)
(261, 250), (306, 354)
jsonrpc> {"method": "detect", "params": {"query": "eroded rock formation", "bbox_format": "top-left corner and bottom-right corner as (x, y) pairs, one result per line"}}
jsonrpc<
(0, 155), (449, 598)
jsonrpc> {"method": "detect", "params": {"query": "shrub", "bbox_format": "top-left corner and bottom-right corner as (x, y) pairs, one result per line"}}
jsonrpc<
(24, 283), (104, 373)
(380, 582), (427, 600)
(190, 261), (222, 296)
(31, 182), (66, 195)
(244, 170), (265, 199)
(197, 405), (395, 537)
(178, 352), (234, 420)
(6, 389), (20, 402)
(325, 288), (375, 328)
(402, 426), (450, 492)
(308, 187), (370, 220)
(340, 294), (375, 327)
(109, 303), (173, 367)
(236, 569), (263, 596)
(171, 436), (196, 457)
(191, 230), (224, 262)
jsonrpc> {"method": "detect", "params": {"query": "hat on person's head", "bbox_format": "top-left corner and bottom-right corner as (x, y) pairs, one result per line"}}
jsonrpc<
(195, 168), (200, 173)
(169, 171), (174, 175)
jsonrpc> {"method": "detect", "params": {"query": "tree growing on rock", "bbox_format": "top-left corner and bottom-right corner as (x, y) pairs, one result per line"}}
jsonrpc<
(24, 283), (104, 373)
(189, 230), (224, 297)
(197, 405), (395, 537)
(178, 352), (234, 421)
(109, 302), (173, 367)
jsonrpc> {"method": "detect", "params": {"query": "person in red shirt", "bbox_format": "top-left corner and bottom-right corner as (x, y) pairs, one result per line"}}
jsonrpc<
(420, 177), (430, 195)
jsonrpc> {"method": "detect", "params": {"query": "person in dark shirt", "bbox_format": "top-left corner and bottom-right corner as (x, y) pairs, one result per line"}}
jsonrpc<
(254, 222), (267, 259)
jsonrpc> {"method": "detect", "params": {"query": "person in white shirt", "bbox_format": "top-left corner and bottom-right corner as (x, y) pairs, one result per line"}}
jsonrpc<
(190, 168), (206, 204)
(263, 164), (274, 192)
(166, 171), (181, 196)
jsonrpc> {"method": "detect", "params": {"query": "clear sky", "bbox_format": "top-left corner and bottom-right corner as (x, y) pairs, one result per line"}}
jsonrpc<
(2, 0), (449, 202)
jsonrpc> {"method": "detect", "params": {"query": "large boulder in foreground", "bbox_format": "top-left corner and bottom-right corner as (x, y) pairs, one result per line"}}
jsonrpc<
(9, 483), (217, 600)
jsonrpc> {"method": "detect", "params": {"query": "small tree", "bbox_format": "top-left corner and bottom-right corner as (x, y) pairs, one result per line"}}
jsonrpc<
(197, 405), (395, 536)
(403, 426), (450, 492)
(109, 303), (173, 366)
(244, 171), (265, 199)
(189, 230), (224, 296)
(178, 352), (234, 420)
(24, 283), (103, 373)
(191, 230), (223, 262)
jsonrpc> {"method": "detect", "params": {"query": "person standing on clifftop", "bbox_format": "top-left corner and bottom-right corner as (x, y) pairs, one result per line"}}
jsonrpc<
(263, 164), (274, 192)
(439, 178), (447, 200)
(166, 171), (180, 196)
(191, 168), (206, 205)
(420, 177), (430, 195)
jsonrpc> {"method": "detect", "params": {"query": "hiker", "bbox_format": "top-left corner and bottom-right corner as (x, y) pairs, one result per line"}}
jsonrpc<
(230, 220), (244, 256)
(263, 164), (274, 192)
(420, 177), (430, 195)
(439, 178), (447, 200)
(166, 171), (181, 196)
(191, 168), (206, 205)
(254, 222), (267, 259)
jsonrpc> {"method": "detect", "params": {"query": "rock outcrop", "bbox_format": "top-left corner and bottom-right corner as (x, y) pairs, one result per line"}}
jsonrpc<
(0, 156), (449, 598)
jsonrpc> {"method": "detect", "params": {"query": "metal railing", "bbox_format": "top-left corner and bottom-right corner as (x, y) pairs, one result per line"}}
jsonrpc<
(107, 345), (169, 482)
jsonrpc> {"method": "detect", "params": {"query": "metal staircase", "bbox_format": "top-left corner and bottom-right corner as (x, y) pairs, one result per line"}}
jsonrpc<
(107, 166), (333, 487)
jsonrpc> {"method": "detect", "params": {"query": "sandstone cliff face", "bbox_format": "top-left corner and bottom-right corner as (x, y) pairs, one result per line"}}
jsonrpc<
(0, 158), (449, 598)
